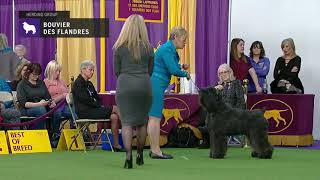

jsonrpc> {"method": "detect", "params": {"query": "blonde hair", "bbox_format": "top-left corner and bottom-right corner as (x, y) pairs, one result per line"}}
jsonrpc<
(169, 26), (188, 40)
(44, 60), (62, 80)
(113, 14), (152, 62)
(217, 63), (236, 84)
(281, 38), (296, 56)
(0, 34), (8, 51)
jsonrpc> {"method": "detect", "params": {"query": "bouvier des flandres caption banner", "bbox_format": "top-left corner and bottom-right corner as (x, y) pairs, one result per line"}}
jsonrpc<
(199, 87), (273, 159)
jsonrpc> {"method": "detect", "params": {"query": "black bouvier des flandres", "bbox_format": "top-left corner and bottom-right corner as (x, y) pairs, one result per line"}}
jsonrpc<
(199, 87), (273, 159)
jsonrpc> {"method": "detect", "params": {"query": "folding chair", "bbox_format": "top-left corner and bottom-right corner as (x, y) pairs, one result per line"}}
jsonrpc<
(11, 91), (34, 127)
(0, 91), (26, 130)
(65, 93), (114, 152)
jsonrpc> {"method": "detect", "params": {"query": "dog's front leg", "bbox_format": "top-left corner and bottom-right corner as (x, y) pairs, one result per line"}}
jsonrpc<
(209, 130), (215, 158)
(213, 134), (226, 159)
(210, 131), (225, 159)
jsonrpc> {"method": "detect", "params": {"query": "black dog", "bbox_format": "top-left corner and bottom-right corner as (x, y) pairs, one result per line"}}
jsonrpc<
(199, 87), (273, 159)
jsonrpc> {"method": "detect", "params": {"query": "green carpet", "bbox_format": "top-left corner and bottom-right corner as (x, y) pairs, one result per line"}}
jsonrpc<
(0, 147), (319, 180)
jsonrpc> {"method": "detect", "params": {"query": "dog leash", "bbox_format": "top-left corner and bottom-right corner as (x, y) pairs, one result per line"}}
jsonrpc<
(189, 78), (201, 92)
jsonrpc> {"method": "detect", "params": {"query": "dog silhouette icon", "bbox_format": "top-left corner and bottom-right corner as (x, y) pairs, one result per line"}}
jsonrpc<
(22, 22), (36, 34)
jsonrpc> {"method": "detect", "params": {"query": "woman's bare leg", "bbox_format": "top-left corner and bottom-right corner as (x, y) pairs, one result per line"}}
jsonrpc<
(147, 116), (162, 155)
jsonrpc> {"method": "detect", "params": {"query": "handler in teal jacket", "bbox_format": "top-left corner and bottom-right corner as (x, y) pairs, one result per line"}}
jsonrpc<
(148, 26), (190, 159)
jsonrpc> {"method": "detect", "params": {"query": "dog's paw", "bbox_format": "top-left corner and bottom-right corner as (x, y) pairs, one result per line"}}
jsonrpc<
(212, 154), (225, 159)
(258, 149), (273, 159)
(258, 153), (273, 159)
(258, 155), (272, 159)
(251, 151), (259, 158)
(209, 152), (214, 158)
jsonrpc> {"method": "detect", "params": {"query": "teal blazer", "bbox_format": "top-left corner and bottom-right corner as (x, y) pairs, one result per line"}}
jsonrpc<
(151, 40), (188, 84)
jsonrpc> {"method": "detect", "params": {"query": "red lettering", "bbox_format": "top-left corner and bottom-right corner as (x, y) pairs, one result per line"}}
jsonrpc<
(10, 132), (25, 138)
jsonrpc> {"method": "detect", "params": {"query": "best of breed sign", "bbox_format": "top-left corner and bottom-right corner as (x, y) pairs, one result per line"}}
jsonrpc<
(7, 130), (52, 154)
(0, 131), (9, 154)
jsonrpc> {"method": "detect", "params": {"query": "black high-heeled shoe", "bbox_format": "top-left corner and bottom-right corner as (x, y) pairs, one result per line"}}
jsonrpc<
(124, 158), (133, 169)
(136, 152), (144, 165)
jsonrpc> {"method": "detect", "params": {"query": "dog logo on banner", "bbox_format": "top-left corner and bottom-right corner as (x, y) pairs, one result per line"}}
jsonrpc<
(160, 97), (190, 134)
(22, 22), (37, 34)
(19, 19), (40, 37)
(250, 99), (293, 134)
(162, 108), (186, 127)
(264, 109), (289, 127)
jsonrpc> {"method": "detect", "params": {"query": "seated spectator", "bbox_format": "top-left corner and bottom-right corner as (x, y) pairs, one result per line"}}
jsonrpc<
(44, 60), (74, 134)
(214, 64), (246, 109)
(9, 61), (30, 91)
(248, 41), (270, 93)
(72, 60), (123, 151)
(0, 76), (21, 130)
(0, 76), (12, 93)
(0, 76), (14, 108)
(270, 38), (304, 94)
(0, 101), (21, 130)
(16, 63), (56, 129)
(0, 34), (21, 81)
(199, 64), (246, 148)
(14, 44), (30, 66)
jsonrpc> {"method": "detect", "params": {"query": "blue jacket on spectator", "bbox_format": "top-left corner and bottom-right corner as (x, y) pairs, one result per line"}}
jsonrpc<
(0, 76), (13, 108)
(248, 57), (270, 92)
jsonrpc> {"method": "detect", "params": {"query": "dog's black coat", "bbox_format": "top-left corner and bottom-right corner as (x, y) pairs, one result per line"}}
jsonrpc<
(199, 87), (273, 159)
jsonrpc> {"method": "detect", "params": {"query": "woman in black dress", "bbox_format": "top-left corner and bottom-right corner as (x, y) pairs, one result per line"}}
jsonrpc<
(270, 38), (304, 94)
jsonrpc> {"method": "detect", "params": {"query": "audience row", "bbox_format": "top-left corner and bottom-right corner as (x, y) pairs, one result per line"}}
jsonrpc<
(0, 59), (123, 150)
(230, 38), (303, 94)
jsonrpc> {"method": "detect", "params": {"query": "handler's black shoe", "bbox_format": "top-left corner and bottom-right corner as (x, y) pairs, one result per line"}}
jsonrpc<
(124, 158), (133, 169)
(136, 152), (144, 165)
(149, 151), (173, 159)
(113, 146), (125, 152)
